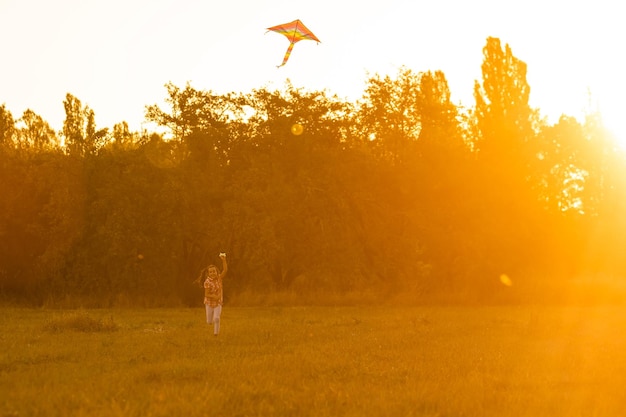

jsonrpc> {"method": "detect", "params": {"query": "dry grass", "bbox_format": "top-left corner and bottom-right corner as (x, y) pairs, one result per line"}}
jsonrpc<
(1, 305), (626, 416)
(43, 309), (119, 333)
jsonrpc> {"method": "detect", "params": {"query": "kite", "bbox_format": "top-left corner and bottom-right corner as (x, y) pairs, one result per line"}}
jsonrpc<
(266, 19), (320, 67)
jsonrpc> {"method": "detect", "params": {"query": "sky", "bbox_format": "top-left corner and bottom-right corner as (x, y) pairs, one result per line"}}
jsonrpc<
(1, 0), (624, 143)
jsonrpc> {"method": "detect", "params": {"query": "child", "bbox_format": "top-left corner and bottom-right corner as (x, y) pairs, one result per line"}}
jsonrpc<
(195, 253), (228, 336)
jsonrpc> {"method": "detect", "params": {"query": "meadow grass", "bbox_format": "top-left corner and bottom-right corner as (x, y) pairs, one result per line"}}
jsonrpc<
(2, 305), (626, 416)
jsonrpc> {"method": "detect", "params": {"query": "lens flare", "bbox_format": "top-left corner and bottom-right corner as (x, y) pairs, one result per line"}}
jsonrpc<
(499, 274), (513, 286)
(291, 123), (304, 135)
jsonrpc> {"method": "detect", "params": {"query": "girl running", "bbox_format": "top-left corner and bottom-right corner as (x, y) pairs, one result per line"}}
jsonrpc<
(195, 253), (228, 336)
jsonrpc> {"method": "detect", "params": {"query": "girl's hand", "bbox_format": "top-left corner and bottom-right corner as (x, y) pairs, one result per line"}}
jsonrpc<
(219, 252), (226, 259)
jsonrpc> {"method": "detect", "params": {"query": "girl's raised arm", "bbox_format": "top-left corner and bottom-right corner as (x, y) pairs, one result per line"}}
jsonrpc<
(219, 253), (228, 278)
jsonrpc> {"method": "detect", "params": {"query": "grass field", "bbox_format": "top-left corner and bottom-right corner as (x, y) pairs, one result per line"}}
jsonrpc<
(2, 305), (626, 416)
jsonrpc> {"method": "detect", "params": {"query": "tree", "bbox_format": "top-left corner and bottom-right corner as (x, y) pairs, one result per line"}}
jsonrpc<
(145, 82), (241, 141)
(0, 104), (16, 149)
(111, 121), (135, 149)
(356, 67), (422, 162)
(226, 84), (360, 290)
(463, 37), (552, 287)
(85, 106), (109, 154)
(534, 115), (588, 213)
(63, 94), (86, 156)
(416, 70), (464, 152)
(0, 149), (86, 299)
(63, 93), (107, 157)
(407, 71), (475, 287)
(17, 109), (59, 151)
(473, 37), (534, 159)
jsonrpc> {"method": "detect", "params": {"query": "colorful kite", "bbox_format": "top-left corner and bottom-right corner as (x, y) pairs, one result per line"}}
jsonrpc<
(266, 19), (320, 67)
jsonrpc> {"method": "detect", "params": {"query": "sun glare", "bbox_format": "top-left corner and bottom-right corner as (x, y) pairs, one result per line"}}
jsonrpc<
(602, 110), (626, 151)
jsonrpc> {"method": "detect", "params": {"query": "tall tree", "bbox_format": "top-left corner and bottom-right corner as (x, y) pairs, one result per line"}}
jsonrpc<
(467, 37), (549, 285)
(473, 37), (534, 160)
(63, 93), (106, 156)
(63, 93), (86, 156)
(0, 104), (16, 149)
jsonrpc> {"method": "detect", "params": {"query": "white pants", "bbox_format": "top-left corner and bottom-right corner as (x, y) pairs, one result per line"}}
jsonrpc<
(205, 305), (222, 335)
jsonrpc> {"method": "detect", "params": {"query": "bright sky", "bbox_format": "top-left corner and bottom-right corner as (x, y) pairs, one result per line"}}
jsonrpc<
(1, 0), (624, 143)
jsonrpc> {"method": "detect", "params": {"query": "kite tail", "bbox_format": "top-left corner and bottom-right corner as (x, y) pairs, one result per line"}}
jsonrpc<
(278, 42), (296, 68)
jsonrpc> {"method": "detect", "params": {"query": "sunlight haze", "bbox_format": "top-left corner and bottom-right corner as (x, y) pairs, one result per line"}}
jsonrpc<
(1, 0), (624, 144)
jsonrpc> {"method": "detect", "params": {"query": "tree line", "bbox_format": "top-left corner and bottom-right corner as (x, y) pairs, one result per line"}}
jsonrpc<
(1, 37), (625, 306)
